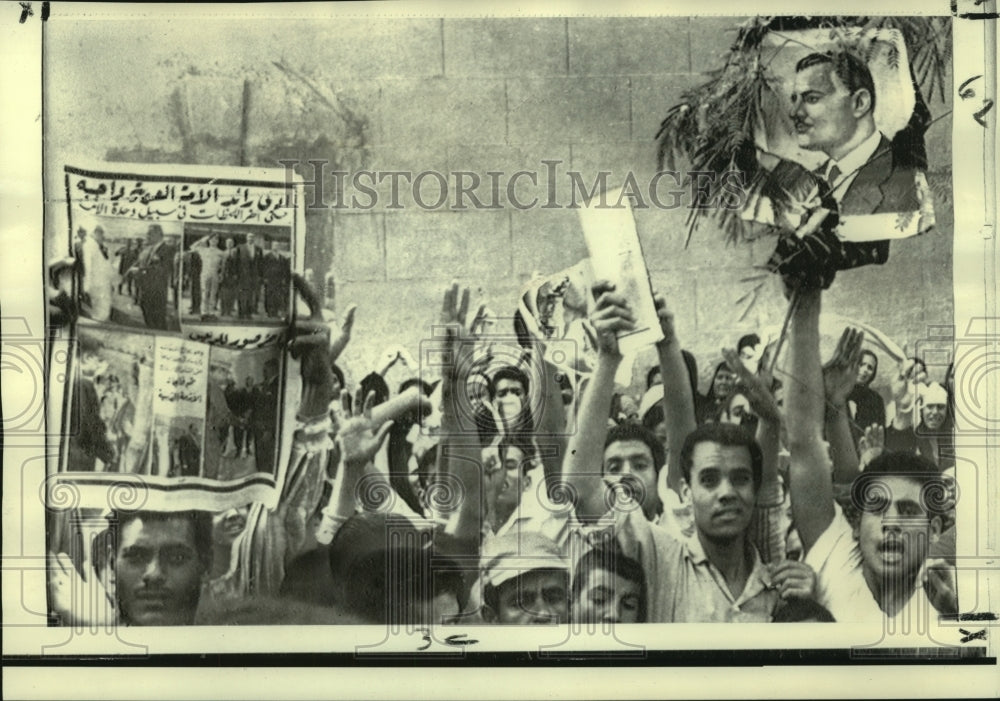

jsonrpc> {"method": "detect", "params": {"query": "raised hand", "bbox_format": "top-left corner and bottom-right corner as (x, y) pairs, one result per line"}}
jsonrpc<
(857, 423), (885, 470)
(823, 327), (864, 409)
(48, 551), (116, 627)
(585, 280), (635, 358)
(439, 282), (486, 381)
(338, 389), (394, 467)
(722, 346), (781, 424)
(890, 357), (922, 413)
(288, 274), (337, 420)
(652, 292), (677, 348)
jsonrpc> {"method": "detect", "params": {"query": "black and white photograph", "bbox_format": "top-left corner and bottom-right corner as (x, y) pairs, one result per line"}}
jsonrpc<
(204, 347), (284, 482)
(72, 216), (184, 332)
(180, 223), (292, 325)
(1, 2), (997, 700)
(63, 327), (155, 475)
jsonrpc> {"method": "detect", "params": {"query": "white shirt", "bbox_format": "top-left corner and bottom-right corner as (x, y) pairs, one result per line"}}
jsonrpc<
(824, 129), (882, 205)
(805, 503), (942, 627)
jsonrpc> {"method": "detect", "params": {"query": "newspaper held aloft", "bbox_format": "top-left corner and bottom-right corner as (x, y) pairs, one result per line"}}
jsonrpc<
(50, 162), (305, 512)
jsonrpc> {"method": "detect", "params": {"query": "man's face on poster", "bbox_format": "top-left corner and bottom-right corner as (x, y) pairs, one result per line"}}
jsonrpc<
(791, 63), (865, 158)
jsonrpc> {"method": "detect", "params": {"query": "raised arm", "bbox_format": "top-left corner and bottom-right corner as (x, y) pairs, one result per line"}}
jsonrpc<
(527, 342), (570, 487)
(784, 284), (835, 554)
(822, 327), (864, 484)
(653, 293), (697, 494)
(722, 346), (785, 562)
(563, 281), (636, 523)
(229, 277), (355, 595)
(889, 358), (919, 430)
(435, 284), (489, 544)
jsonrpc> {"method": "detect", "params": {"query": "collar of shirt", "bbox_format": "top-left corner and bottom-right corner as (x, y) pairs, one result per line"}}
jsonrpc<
(826, 129), (883, 197)
(682, 534), (774, 607)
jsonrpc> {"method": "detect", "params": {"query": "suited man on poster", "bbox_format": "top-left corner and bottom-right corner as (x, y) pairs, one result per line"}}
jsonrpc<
(790, 51), (924, 258)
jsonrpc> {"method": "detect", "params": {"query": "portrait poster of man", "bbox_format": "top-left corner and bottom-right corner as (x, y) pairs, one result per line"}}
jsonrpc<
(739, 24), (940, 281)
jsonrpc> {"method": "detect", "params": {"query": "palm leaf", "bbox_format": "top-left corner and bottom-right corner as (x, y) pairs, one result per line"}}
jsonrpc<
(655, 15), (950, 249)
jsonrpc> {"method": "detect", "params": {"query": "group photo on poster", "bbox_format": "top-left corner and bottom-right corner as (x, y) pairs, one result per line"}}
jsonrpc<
(180, 223), (292, 325)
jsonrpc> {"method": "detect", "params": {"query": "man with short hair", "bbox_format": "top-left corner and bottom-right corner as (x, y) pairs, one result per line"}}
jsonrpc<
(110, 510), (213, 626)
(790, 51), (923, 245)
(562, 282), (816, 622)
(488, 365), (530, 424)
(128, 224), (173, 330)
(785, 284), (954, 622)
(235, 233), (263, 319)
(261, 237), (291, 318)
(570, 546), (646, 624)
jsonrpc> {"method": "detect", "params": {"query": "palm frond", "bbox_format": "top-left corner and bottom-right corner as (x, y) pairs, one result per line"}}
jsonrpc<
(654, 15), (950, 249)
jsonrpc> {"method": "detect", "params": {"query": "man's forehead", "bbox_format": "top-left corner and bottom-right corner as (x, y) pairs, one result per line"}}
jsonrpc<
(877, 475), (926, 501)
(604, 439), (653, 460)
(584, 567), (639, 590)
(690, 441), (751, 472)
(795, 63), (841, 93)
(120, 516), (196, 547)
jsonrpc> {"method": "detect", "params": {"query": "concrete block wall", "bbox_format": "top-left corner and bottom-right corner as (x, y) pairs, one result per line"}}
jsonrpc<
(45, 16), (953, 392)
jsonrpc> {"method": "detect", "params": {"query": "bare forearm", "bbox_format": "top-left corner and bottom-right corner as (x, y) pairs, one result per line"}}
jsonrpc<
(438, 371), (485, 541)
(756, 418), (781, 499)
(657, 339), (696, 493)
(786, 289), (824, 447)
(564, 354), (618, 520)
(786, 287), (834, 552)
(825, 407), (859, 484)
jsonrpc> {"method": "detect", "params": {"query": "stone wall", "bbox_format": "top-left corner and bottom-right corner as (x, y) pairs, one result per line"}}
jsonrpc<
(45, 16), (953, 393)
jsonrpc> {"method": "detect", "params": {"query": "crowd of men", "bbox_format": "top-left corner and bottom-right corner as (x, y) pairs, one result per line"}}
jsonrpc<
(49, 49), (958, 630)
(48, 270), (958, 628)
(183, 231), (291, 322)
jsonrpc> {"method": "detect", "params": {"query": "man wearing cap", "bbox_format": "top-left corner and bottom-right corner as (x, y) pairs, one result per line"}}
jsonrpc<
(128, 224), (174, 330)
(480, 531), (570, 625)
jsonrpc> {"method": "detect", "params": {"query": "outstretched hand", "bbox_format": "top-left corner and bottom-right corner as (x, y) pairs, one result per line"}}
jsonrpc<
(289, 274), (353, 420)
(48, 551), (116, 627)
(823, 327), (864, 409)
(890, 356), (925, 410)
(439, 282), (485, 384)
(338, 389), (394, 467)
(857, 423), (885, 470)
(722, 345), (781, 425)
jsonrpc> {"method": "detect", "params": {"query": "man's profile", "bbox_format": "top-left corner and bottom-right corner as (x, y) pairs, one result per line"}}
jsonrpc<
(791, 51), (922, 217)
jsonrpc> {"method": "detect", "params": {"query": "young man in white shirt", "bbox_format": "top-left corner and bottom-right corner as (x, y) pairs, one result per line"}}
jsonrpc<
(784, 283), (953, 624)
